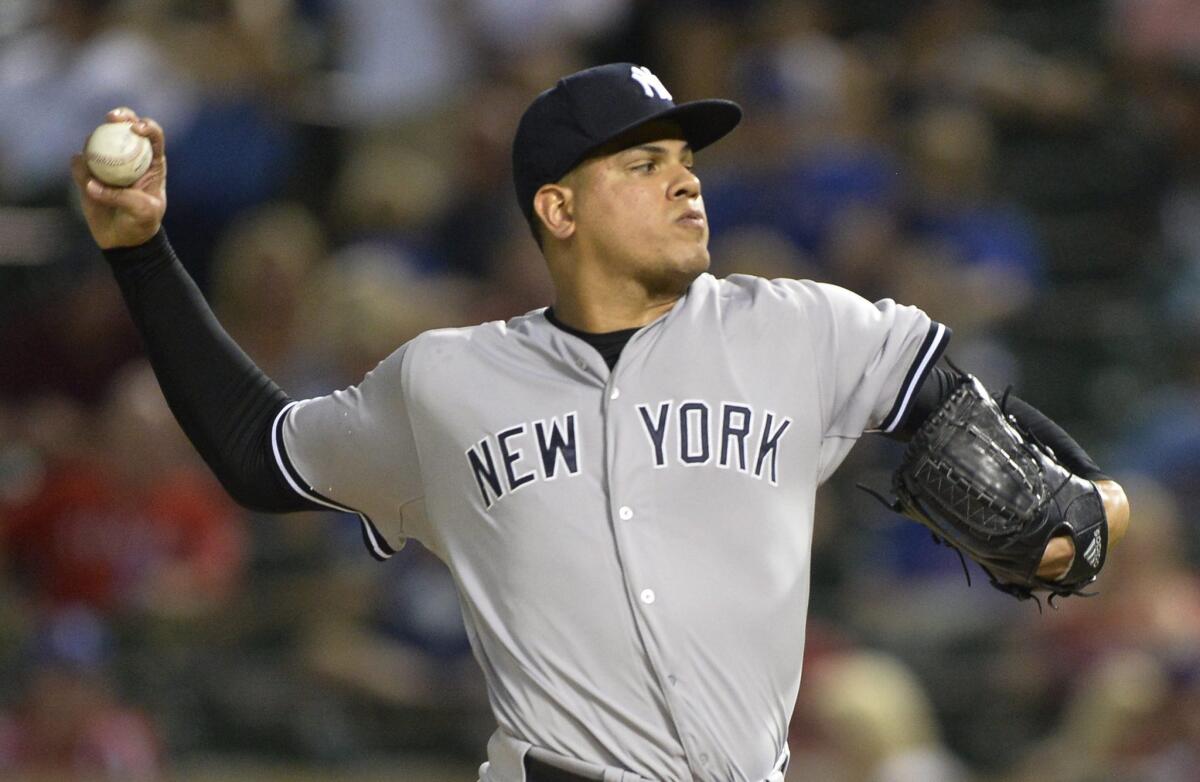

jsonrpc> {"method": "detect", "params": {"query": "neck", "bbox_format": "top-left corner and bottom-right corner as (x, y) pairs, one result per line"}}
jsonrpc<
(551, 265), (687, 333)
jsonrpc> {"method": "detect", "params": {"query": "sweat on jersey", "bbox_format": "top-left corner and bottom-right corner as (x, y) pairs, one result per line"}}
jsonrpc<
(273, 273), (949, 782)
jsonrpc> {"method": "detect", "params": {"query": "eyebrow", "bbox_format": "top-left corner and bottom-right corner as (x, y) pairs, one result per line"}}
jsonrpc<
(625, 143), (694, 158)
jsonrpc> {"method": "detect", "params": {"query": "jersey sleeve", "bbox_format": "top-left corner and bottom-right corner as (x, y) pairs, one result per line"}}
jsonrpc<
(270, 342), (424, 560)
(803, 281), (950, 481)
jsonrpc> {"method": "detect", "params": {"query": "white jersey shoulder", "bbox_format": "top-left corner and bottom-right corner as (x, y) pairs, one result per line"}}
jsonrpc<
(402, 310), (557, 380)
(407, 310), (549, 351)
(700, 273), (894, 340)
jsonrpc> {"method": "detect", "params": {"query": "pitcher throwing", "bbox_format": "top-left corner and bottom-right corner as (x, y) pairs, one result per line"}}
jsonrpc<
(72, 63), (1130, 781)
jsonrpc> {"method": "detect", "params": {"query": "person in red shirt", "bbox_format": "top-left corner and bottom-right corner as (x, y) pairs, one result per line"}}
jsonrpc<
(2, 363), (246, 616)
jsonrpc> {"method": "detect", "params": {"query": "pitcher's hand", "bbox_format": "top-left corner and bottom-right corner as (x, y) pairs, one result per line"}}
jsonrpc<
(71, 108), (166, 249)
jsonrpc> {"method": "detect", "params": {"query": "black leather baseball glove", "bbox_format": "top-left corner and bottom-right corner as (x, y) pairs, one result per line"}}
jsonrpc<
(878, 374), (1108, 602)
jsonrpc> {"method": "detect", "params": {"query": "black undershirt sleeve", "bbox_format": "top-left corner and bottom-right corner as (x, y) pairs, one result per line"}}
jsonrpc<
(890, 366), (1109, 481)
(103, 229), (319, 513)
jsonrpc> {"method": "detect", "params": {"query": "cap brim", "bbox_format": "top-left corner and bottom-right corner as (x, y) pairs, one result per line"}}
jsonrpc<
(651, 99), (743, 152)
(581, 98), (743, 164)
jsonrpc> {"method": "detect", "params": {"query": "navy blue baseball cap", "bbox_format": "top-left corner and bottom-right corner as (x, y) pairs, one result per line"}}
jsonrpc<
(512, 63), (742, 226)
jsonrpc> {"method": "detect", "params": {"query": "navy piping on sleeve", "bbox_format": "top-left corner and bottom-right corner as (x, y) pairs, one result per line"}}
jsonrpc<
(877, 321), (951, 434)
(269, 402), (397, 561)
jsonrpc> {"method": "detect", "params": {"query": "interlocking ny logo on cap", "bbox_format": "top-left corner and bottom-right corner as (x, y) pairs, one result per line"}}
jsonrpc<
(630, 65), (672, 100)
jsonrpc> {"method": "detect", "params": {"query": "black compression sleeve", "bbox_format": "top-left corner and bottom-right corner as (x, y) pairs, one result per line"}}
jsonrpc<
(887, 366), (956, 439)
(891, 366), (1109, 481)
(103, 230), (319, 512)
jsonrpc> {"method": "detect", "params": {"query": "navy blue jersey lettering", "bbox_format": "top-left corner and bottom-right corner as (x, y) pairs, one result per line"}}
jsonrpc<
(497, 424), (536, 492)
(534, 413), (579, 479)
(679, 401), (711, 465)
(638, 402), (671, 468)
(720, 404), (752, 471)
(467, 439), (504, 507)
(753, 412), (793, 485)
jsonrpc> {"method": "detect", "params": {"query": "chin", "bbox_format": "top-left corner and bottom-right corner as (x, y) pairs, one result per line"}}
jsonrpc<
(679, 244), (711, 278)
(643, 248), (709, 298)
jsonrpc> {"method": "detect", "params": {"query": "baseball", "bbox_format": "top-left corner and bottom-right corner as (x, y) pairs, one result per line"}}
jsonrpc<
(85, 121), (152, 187)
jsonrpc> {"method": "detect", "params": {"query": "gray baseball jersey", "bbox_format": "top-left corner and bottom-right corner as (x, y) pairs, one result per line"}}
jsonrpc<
(270, 272), (949, 782)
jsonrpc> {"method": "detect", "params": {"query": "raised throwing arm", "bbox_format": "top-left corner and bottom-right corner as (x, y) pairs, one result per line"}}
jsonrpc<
(71, 109), (316, 513)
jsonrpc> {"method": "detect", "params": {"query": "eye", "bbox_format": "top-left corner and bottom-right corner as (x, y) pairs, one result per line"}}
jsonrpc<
(631, 160), (657, 173)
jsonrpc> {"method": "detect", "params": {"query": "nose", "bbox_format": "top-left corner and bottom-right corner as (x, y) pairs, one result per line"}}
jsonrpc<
(670, 165), (701, 201)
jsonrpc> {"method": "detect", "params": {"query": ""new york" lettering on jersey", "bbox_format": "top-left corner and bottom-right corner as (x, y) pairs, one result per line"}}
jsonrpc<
(465, 402), (793, 508)
(467, 413), (581, 509)
(636, 401), (792, 485)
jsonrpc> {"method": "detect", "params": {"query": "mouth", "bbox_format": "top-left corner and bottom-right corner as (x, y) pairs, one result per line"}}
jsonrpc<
(676, 209), (706, 230)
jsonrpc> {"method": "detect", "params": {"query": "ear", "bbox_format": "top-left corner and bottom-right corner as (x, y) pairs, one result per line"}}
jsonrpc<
(533, 183), (575, 241)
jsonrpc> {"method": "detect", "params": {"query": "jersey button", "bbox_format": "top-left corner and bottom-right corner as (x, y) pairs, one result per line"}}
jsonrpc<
(639, 589), (655, 605)
(610, 387), (620, 400)
(618, 506), (633, 520)
(699, 754), (710, 765)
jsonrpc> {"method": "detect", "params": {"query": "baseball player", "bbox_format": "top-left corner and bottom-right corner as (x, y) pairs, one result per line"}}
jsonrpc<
(72, 64), (1129, 782)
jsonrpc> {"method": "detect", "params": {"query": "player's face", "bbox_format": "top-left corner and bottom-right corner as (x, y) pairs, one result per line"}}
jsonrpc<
(570, 125), (709, 296)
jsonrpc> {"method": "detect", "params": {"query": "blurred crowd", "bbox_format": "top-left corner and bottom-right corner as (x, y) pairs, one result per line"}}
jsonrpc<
(0, 0), (1198, 779)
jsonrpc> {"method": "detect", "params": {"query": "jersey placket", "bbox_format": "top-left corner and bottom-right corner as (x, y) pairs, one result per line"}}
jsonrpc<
(600, 332), (720, 781)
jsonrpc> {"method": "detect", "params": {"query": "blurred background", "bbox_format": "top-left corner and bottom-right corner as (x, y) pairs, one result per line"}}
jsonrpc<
(0, 0), (1198, 779)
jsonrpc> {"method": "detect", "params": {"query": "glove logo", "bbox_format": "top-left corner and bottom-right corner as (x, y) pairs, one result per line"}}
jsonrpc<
(1083, 528), (1103, 569)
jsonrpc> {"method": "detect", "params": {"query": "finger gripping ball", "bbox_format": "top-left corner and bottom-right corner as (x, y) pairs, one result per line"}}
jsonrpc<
(85, 122), (152, 187)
